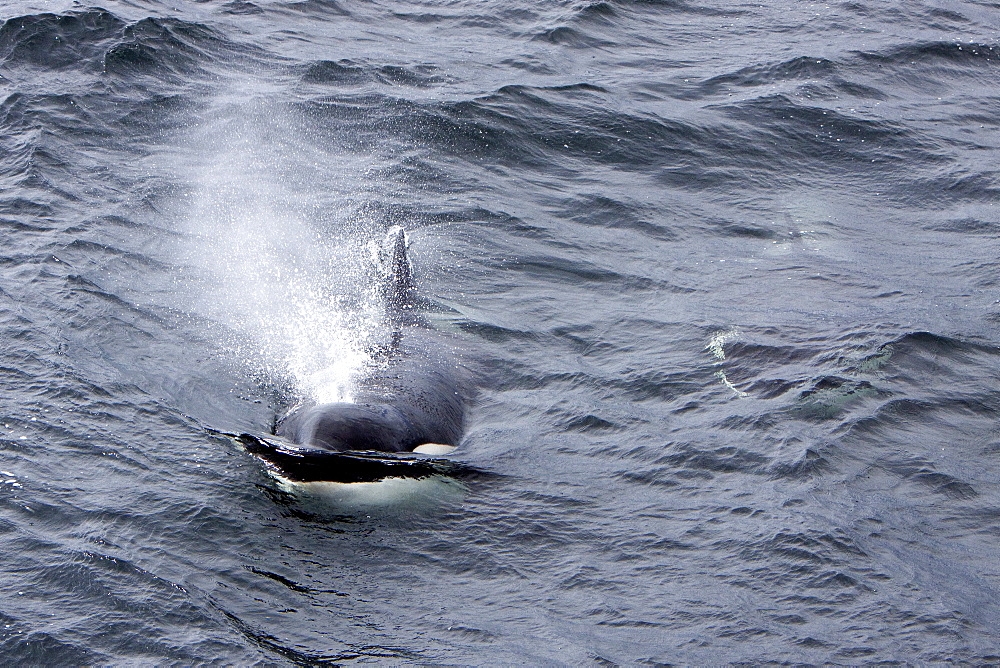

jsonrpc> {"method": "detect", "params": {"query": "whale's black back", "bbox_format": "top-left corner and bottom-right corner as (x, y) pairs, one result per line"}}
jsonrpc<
(275, 327), (472, 453)
(266, 227), (475, 470)
(356, 327), (472, 447)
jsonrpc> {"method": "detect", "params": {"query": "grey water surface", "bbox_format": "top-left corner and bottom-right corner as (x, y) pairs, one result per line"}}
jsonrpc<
(1, 0), (1000, 663)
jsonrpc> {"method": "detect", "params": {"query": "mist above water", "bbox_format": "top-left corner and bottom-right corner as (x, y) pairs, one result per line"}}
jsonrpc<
(177, 96), (383, 404)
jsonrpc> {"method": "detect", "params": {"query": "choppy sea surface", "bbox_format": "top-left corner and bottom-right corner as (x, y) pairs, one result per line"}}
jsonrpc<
(2, 0), (1000, 663)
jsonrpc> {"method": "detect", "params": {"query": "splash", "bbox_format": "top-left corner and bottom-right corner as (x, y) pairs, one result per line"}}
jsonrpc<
(708, 329), (748, 398)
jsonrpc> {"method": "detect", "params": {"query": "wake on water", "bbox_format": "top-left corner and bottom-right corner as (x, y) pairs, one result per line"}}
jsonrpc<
(278, 475), (470, 516)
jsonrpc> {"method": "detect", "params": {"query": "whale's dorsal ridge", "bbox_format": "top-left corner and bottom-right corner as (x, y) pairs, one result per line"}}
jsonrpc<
(373, 225), (416, 310)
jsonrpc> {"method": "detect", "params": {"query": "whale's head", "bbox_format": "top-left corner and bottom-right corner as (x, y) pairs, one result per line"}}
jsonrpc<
(275, 402), (411, 453)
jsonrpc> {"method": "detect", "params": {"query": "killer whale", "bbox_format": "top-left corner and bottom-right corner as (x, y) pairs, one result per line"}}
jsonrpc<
(241, 226), (480, 484)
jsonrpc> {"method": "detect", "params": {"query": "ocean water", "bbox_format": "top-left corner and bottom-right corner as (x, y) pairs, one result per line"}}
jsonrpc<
(2, 0), (1000, 663)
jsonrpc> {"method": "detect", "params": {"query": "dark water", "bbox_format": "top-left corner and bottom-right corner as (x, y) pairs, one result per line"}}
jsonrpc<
(2, 0), (1000, 663)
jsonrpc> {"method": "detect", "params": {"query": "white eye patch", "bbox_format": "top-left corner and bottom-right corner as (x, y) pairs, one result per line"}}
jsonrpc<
(412, 443), (457, 455)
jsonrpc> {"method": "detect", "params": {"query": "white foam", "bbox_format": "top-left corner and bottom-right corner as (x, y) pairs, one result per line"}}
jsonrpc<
(277, 474), (468, 513)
